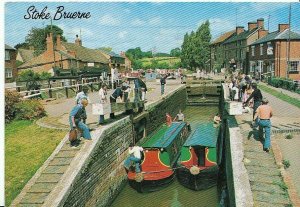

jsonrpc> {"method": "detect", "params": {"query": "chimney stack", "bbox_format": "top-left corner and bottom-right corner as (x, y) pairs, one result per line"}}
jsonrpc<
(46, 33), (54, 53)
(258, 30), (268, 39)
(257, 18), (264, 29)
(236, 26), (245, 35)
(278, 24), (289, 32)
(75, 35), (82, 46)
(56, 34), (61, 50)
(248, 22), (257, 31)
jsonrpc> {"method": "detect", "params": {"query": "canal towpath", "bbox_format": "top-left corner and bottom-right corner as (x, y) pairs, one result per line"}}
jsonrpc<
(39, 79), (183, 130)
(235, 83), (300, 206)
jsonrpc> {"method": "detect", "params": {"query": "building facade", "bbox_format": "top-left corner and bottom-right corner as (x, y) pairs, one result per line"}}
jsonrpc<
(5, 44), (17, 83)
(18, 34), (109, 74)
(210, 30), (235, 72)
(222, 18), (266, 74)
(249, 24), (300, 80)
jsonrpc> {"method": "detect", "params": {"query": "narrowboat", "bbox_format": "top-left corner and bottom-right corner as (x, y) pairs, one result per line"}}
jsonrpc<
(126, 122), (190, 193)
(176, 123), (219, 191)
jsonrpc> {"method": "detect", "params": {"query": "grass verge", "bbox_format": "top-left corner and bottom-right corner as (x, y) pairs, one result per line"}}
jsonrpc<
(5, 120), (66, 206)
(258, 84), (300, 109)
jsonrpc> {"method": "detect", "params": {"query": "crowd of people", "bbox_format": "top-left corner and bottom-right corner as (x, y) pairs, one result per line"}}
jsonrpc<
(226, 73), (273, 153)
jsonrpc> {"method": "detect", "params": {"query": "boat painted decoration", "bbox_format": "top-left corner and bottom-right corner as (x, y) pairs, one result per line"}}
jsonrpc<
(177, 123), (219, 191)
(126, 122), (189, 193)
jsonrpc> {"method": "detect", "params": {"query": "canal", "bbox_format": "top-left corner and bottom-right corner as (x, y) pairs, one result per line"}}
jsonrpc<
(112, 106), (220, 207)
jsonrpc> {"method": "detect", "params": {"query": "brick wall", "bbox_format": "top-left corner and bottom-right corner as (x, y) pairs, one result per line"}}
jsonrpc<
(145, 86), (187, 134)
(61, 117), (133, 207)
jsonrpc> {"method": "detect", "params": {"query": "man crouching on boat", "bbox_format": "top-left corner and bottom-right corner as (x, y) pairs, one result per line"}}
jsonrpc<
(124, 143), (144, 173)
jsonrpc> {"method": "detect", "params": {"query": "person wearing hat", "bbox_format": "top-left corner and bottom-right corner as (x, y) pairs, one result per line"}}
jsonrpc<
(254, 98), (273, 152)
(69, 98), (92, 140)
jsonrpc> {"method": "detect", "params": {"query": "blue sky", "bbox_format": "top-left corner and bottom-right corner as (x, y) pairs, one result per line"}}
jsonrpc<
(5, 2), (300, 53)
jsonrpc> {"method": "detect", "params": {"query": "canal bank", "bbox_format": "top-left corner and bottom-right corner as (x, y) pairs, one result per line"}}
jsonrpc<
(11, 82), (190, 207)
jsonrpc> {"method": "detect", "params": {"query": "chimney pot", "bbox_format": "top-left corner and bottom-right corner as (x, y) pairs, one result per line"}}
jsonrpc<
(236, 26), (245, 35)
(278, 24), (290, 32)
(257, 18), (265, 29)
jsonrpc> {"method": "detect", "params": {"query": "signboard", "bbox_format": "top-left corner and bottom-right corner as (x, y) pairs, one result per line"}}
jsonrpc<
(87, 62), (95, 67)
(267, 45), (273, 55)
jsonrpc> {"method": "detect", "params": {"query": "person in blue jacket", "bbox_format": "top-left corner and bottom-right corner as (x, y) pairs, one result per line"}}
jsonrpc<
(69, 99), (91, 140)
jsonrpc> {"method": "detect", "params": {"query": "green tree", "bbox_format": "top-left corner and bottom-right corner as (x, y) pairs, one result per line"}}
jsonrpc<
(132, 59), (143, 70)
(25, 25), (67, 56)
(14, 42), (30, 50)
(193, 20), (212, 70)
(126, 47), (143, 60)
(170, 47), (181, 57)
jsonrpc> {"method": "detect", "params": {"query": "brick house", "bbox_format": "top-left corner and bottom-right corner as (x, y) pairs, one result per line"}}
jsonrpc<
(210, 30), (235, 72)
(120, 51), (132, 71)
(98, 50), (125, 72)
(249, 24), (300, 80)
(18, 34), (109, 74)
(222, 18), (266, 74)
(5, 44), (17, 82)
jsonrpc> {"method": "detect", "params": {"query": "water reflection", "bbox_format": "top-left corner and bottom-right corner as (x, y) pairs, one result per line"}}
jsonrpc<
(111, 106), (220, 207)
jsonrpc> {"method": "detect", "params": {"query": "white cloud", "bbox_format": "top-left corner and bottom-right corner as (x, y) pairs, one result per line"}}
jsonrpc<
(149, 16), (162, 25)
(118, 31), (128, 39)
(99, 14), (120, 26)
(131, 18), (145, 26)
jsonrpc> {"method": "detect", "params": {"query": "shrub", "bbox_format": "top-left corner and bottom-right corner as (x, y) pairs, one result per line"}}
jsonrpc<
(5, 90), (21, 123)
(282, 159), (291, 169)
(15, 99), (47, 120)
(285, 133), (293, 139)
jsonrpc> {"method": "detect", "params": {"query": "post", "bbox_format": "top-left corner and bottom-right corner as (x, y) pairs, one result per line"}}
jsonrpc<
(65, 87), (69, 98)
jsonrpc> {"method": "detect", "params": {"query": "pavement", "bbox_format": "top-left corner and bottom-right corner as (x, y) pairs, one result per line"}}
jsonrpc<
(235, 82), (300, 206)
(40, 79), (184, 130)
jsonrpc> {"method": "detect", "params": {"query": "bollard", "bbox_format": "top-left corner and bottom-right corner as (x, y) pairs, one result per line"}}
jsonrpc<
(65, 87), (69, 98)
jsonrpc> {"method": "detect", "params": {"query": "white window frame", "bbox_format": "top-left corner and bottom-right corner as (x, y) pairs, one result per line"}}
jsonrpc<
(250, 61), (256, 72)
(5, 68), (13, 78)
(251, 46), (255, 56)
(289, 61), (299, 71)
(260, 44), (263, 56)
(5, 50), (10, 61)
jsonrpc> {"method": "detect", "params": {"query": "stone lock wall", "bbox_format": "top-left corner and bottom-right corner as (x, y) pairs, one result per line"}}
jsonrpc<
(60, 117), (133, 207)
(145, 86), (187, 134)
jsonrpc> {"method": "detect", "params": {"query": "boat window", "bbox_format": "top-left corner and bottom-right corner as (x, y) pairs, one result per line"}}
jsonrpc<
(193, 146), (205, 166)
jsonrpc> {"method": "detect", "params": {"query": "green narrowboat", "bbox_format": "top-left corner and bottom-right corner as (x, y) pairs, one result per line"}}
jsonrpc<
(176, 123), (219, 191)
(126, 122), (190, 193)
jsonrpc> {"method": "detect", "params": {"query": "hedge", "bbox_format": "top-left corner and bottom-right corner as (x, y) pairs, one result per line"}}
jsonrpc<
(267, 77), (298, 92)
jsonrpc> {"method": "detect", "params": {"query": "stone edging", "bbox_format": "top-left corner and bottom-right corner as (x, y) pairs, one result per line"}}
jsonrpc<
(42, 116), (131, 207)
(271, 138), (300, 206)
(229, 127), (254, 207)
(10, 133), (69, 207)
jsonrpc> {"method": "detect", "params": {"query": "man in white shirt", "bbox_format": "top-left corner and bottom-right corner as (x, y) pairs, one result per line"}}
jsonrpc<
(124, 143), (144, 173)
(98, 85), (107, 125)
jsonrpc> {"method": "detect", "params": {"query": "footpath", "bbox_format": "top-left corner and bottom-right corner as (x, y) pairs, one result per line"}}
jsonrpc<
(10, 79), (184, 207)
(235, 83), (300, 206)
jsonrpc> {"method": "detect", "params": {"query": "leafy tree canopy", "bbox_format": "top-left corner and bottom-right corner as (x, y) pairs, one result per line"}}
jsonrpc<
(24, 25), (67, 56)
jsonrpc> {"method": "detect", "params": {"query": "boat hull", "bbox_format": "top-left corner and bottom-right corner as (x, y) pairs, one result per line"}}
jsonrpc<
(128, 173), (175, 193)
(176, 165), (218, 191)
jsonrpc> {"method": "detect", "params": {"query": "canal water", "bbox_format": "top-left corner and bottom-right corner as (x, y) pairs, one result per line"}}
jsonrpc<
(112, 106), (220, 207)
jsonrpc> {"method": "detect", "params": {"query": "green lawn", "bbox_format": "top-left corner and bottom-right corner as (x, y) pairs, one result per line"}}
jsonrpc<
(259, 84), (300, 109)
(5, 120), (66, 206)
(141, 57), (180, 67)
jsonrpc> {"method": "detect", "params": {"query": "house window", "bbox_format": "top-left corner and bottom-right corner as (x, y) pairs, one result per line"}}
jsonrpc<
(289, 61), (299, 71)
(250, 61), (256, 72)
(5, 51), (10, 60)
(260, 44), (263, 56)
(267, 42), (273, 55)
(5, 68), (13, 78)
(251, 46), (255, 56)
(240, 49), (244, 59)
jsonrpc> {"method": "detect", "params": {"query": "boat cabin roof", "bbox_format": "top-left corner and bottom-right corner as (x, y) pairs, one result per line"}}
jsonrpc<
(143, 122), (186, 148)
(184, 123), (218, 148)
